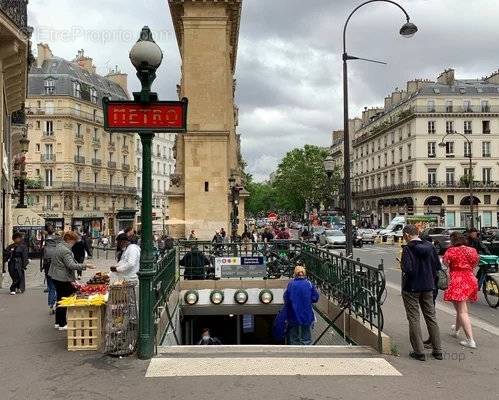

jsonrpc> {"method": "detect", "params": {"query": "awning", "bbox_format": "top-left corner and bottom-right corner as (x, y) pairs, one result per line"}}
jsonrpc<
(12, 208), (45, 228)
(72, 211), (105, 219)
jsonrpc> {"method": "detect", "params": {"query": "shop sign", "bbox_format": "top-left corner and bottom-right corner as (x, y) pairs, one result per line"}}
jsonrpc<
(72, 211), (104, 219)
(12, 208), (45, 228)
(116, 210), (137, 220)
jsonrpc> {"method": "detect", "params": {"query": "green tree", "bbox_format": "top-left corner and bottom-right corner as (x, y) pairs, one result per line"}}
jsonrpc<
(245, 174), (276, 217)
(272, 145), (340, 214)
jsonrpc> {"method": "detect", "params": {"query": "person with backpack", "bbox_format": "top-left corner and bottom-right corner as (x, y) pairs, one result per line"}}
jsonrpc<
(400, 224), (442, 361)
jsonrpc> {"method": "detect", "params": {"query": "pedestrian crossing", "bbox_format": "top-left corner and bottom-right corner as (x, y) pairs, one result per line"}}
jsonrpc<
(145, 346), (402, 378)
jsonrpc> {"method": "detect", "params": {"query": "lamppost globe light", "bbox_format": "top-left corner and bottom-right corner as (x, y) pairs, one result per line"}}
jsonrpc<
(323, 155), (335, 173)
(129, 26), (163, 71)
(399, 21), (418, 38)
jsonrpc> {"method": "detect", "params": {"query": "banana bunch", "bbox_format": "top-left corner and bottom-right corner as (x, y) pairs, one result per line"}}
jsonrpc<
(58, 294), (106, 307)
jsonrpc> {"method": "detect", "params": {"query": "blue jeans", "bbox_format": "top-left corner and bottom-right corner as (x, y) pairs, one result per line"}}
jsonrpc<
(46, 274), (57, 307)
(287, 324), (312, 345)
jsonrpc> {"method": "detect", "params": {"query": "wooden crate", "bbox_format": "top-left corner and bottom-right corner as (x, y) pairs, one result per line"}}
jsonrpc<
(67, 306), (104, 351)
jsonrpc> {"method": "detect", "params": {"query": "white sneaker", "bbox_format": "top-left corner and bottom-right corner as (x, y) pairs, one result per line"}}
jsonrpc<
(450, 324), (460, 338)
(54, 324), (60, 329)
(9, 291), (16, 295)
(460, 338), (477, 349)
(58, 325), (67, 331)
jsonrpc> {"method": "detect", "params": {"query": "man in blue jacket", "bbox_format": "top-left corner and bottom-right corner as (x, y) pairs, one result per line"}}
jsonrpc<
(401, 224), (442, 361)
(284, 265), (319, 345)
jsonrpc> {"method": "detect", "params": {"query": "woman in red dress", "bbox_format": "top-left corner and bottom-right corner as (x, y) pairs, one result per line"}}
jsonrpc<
(442, 232), (479, 349)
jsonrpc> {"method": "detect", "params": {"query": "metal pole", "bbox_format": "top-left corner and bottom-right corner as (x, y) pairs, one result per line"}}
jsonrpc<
(138, 130), (155, 360)
(342, 55), (353, 257)
(469, 151), (474, 229)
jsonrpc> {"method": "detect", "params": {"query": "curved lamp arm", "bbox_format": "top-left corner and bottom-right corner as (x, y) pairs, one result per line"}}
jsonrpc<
(343, 0), (411, 56)
(440, 131), (472, 146)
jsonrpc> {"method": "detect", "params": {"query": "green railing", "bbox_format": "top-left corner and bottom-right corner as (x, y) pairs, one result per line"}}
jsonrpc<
(152, 248), (178, 323)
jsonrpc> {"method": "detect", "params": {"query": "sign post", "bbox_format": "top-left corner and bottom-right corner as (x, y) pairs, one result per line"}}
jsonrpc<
(103, 26), (187, 360)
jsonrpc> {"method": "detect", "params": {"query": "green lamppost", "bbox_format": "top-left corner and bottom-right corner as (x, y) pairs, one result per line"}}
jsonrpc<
(129, 26), (163, 360)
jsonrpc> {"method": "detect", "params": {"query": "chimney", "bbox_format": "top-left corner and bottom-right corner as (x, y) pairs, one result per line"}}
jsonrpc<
(36, 43), (53, 68)
(384, 96), (392, 110)
(484, 69), (499, 84)
(106, 66), (129, 98)
(391, 89), (402, 106)
(349, 117), (362, 133)
(437, 68), (455, 85)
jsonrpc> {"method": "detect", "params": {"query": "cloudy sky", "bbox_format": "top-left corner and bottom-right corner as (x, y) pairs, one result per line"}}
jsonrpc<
(28, 0), (499, 181)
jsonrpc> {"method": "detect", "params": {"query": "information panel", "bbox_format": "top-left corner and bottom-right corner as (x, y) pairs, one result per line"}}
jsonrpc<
(214, 256), (266, 278)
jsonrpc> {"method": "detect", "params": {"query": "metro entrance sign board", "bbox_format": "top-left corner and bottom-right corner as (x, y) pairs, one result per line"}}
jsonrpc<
(102, 97), (188, 133)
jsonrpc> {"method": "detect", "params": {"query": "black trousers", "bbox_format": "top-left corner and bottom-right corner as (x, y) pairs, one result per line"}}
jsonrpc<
(53, 280), (76, 327)
(8, 262), (25, 292)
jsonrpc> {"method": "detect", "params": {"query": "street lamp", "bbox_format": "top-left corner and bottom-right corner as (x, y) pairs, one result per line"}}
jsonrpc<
(129, 26), (163, 360)
(15, 130), (29, 209)
(439, 131), (474, 228)
(342, 0), (417, 257)
(229, 175), (240, 242)
(110, 194), (117, 237)
(323, 154), (335, 179)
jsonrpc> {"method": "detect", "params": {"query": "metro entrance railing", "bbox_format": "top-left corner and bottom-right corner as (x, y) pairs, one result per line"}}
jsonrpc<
(149, 240), (386, 353)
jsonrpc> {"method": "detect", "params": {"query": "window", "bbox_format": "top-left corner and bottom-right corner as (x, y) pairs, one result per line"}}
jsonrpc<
(44, 79), (55, 95)
(44, 144), (53, 155)
(464, 141), (472, 158)
(205, 181), (209, 192)
(109, 152), (113, 161)
(76, 123), (81, 137)
(398, 147), (403, 162)
(407, 168), (412, 181)
(483, 211), (492, 227)
(76, 170), (81, 185)
(427, 100), (435, 112)
(463, 100), (472, 112)
(384, 153), (387, 166)
(72, 81), (81, 98)
(482, 141), (491, 157)
(398, 128), (403, 141)
(45, 169), (53, 187)
(407, 123), (412, 137)
(76, 145), (81, 157)
(481, 100), (490, 112)
(94, 149), (98, 159)
(377, 155), (381, 169)
(427, 168), (437, 185)
(163, 164), (166, 174)
(482, 168), (491, 183)
(398, 170), (403, 184)
(484, 195), (491, 205)
(445, 142), (454, 157)
(45, 120), (53, 135)
(464, 121), (472, 134)
(445, 100), (453, 112)
(36, 144), (40, 152)
(482, 120), (491, 134)
(384, 135), (388, 147)
(446, 168), (455, 185)
(447, 195), (454, 205)
(428, 142), (436, 158)
(377, 139), (381, 151)
(391, 150), (395, 165)
(109, 174), (113, 187)
(407, 144), (412, 160)
(371, 157), (374, 171)
(428, 121), (436, 134)
(446, 121), (454, 134)
(137, 176), (141, 190)
(391, 132), (395, 144)
(46, 195), (52, 209)
(93, 128), (98, 140)
(94, 172), (98, 184)
(123, 176), (127, 186)
(93, 196), (97, 210)
(90, 88), (97, 104)
(36, 121), (40, 129)
(464, 167), (473, 180)
(124, 155), (128, 165)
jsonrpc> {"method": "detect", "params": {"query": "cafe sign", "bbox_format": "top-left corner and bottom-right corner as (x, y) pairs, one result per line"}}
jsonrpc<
(12, 208), (45, 228)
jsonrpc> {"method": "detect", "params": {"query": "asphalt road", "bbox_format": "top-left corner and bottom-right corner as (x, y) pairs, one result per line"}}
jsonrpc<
(349, 244), (499, 327)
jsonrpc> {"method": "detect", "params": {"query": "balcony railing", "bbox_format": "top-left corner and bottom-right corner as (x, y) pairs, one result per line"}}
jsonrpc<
(27, 181), (137, 194)
(108, 142), (116, 151)
(75, 133), (84, 143)
(42, 205), (54, 211)
(418, 105), (499, 114)
(0, 0), (28, 30)
(40, 154), (56, 162)
(26, 107), (104, 125)
(92, 137), (101, 146)
(122, 163), (130, 171)
(42, 131), (55, 138)
(92, 158), (102, 166)
(74, 155), (86, 164)
(353, 180), (499, 197)
(108, 161), (117, 169)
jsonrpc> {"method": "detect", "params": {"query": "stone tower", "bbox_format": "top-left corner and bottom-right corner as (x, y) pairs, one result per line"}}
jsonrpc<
(167, 0), (245, 239)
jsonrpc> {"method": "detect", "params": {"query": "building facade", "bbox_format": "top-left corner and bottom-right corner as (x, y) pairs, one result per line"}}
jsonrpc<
(352, 69), (499, 229)
(167, 0), (246, 239)
(0, 1), (31, 252)
(135, 132), (176, 232)
(25, 44), (137, 237)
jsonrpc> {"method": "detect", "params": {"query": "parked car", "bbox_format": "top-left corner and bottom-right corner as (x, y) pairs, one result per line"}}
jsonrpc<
(358, 228), (376, 244)
(319, 230), (346, 248)
(420, 227), (467, 254)
(483, 231), (499, 257)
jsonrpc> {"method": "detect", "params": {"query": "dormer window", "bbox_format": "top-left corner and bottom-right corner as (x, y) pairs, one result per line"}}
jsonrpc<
(72, 81), (81, 98)
(44, 79), (55, 95)
(90, 88), (98, 104)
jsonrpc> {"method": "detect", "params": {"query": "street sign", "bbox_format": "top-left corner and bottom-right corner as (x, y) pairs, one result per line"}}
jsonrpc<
(214, 256), (266, 278)
(102, 97), (188, 132)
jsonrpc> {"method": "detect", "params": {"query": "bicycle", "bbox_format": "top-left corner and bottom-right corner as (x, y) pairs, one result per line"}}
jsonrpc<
(477, 255), (499, 308)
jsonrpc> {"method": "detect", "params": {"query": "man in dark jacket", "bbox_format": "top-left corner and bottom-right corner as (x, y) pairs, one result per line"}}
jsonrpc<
(283, 265), (319, 345)
(4, 232), (29, 294)
(41, 224), (61, 311)
(179, 245), (211, 280)
(401, 224), (442, 361)
(467, 228), (491, 255)
(71, 230), (90, 278)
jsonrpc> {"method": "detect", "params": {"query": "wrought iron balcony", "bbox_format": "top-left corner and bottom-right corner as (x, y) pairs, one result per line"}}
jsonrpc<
(108, 161), (117, 169)
(122, 163), (130, 171)
(0, 0), (28, 31)
(92, 137), (101, 146)
(40, 154), (55, 162)
(42, 206), (54, 211)
(92, 158), (102, 166)
(25, 107), (104, 125)
(74, 155), (85, 164)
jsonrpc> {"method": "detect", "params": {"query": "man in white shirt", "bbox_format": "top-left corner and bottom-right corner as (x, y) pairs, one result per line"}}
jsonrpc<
(110, 233), (140, 284)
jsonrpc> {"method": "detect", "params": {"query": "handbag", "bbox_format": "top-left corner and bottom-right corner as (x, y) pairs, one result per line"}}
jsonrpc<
(436, 268), (449, 290)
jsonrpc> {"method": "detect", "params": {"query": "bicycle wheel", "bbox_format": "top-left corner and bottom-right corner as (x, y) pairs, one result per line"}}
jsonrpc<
(483, 275), (499, 308)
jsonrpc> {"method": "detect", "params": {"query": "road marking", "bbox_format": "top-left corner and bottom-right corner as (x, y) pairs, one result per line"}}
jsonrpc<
(385, 281), (499, 337)
(146, 357), (401, 377)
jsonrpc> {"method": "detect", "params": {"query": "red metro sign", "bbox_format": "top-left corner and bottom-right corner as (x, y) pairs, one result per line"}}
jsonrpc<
(103, 98), (188, 133)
